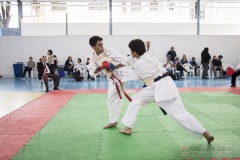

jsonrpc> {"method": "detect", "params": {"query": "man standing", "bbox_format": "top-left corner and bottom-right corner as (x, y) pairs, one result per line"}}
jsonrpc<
(167, 47), (176, 62)
(106, 39), (214, 144)
(201, 47), (211, 79)
(87, 36), (139, 129)
(38, 56), (60, 92)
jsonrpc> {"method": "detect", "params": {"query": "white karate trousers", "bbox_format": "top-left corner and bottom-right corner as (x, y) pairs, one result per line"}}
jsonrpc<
(121, 85), (206, 139)
(107, 78), (126, 123)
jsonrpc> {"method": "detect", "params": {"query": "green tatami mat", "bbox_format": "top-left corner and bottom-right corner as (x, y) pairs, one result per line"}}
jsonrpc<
(13, 92), (240, 160)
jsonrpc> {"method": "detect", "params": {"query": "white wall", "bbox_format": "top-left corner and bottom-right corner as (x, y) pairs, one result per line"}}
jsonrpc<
(0, 35), (240, 77)
(21, 23), (240, 36)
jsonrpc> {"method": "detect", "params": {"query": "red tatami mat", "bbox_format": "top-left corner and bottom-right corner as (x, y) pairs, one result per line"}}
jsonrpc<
(0, 90), (75, 160)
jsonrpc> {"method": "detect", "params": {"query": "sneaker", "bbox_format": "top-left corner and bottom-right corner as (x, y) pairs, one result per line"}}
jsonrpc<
(230, 84), (236, 87)
(53, 87), (60, 90)
(21, 77), (25, 79)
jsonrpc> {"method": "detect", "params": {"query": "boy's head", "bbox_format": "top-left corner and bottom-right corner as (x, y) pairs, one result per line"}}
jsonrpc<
(128, 39), (146, 58)
(89, 36), (104, 54)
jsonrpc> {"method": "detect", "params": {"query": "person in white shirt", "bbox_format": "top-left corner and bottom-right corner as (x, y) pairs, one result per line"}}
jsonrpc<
(145, 41), (155, 55)
(230, 63), (240, 87)
(87, 36), (139, 129)
(106, 39), (214, 144)
(47, 50), (54, 74)
(74, 58), (85, 77)
(22, 57), (35, 79)
(163, 55), (173, 74)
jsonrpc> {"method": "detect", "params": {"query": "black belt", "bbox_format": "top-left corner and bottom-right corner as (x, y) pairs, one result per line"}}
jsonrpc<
(143, 72), (169, 88)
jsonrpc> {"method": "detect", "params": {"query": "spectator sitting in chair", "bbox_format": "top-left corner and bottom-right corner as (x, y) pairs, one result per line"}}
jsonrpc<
(174, 57), (188, 80)
(22, 57), (35, 79)
(189, 57), (198, 76)
(181, 54), (188, 65)
(37, 58), (43, 84)
(64, 56), (74, 77)
(74, 58), (85, 77)
(212, 55), (223, 78)
(86, 58), (94, 80)
(163, 55), (173, 74)
(38, 56), (60, 92)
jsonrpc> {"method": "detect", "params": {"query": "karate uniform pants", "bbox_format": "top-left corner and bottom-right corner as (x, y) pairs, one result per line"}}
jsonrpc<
(121, 85), (206, 139)
(107, 78), (126, 123)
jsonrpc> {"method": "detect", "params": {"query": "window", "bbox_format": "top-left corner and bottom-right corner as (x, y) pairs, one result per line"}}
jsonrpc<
(131, 2), (142, 12)
(150, 2), (158, 12)
(88, 2), (108, 11)
(51, 2), (66, 11)
(31, 2), (40, 16)
(122, 2), (126, 13)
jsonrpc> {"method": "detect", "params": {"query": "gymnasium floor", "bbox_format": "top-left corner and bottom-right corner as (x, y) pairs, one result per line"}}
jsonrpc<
(0, 76), (240, 160)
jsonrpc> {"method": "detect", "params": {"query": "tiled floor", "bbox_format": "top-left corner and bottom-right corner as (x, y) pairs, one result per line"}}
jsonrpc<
(0, 76), (238, 92)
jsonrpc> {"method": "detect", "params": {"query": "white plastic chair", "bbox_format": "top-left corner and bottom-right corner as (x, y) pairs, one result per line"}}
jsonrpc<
(31, 68), (34, 78)
(183, 63), (195, 78)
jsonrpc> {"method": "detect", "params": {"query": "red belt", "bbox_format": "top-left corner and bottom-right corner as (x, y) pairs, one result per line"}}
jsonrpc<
(109, 74), (132, 102)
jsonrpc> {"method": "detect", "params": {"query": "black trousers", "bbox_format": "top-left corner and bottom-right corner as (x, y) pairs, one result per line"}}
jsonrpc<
(22, 67), (32, 77)
(176, 65), (187, 78)
(44, 73), (60, 89)
(231, 70), (240, 85)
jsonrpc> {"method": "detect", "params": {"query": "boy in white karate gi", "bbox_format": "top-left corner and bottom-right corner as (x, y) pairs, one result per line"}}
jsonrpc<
(106, 39), (214, 144)
(87, 36), (139, 129)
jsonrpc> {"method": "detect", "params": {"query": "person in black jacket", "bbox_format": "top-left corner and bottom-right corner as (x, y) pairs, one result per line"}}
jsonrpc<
(201, 47), (211, 79)
(37, 56), (60, 92)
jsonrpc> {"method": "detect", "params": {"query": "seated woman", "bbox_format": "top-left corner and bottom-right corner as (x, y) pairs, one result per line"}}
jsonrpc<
(180, 54), (188, 65)
(174, 57), (187, 79)
(64, 56), (74, 77)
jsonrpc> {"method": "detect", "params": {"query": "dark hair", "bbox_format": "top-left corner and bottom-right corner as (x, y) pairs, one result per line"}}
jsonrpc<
(218, 55), (223, 58)
(53, 55), (57, 58)
(202, 47), (209, 54)
(128, 39), (146, 56)
(78, 58), (81, 63)
(89, 36), (103, 47)
(68, 56), (72, 62)
(48, 50), (53, 55)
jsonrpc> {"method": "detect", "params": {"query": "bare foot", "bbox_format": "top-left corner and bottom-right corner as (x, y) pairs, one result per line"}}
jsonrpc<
(203, 131), (214, 144)
(119, 127), (132, 135)
(103, 123), (117, 129)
